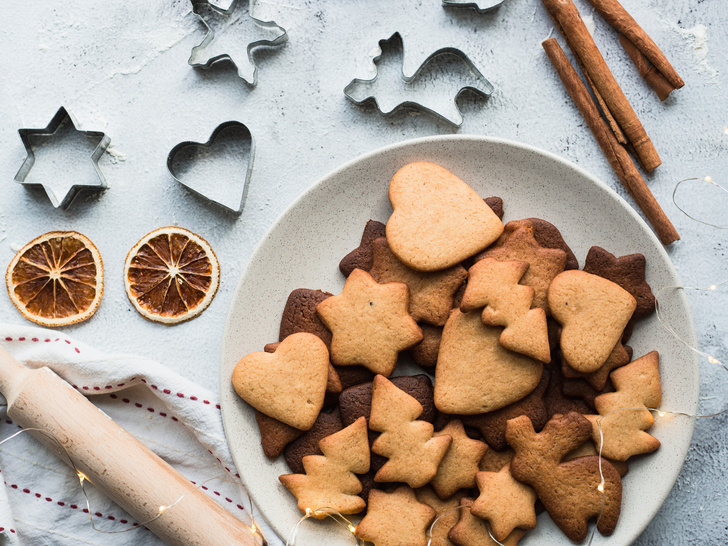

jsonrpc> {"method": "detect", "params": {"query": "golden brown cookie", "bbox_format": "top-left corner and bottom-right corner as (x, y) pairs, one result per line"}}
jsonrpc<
(316, 268), (423, 376)
(370, 237), (467, 326)
(461, 257), (550, 362)
(448, 497), (527, 546)
(561, 341), (632, 390)
(475, 220), (567, 312)
(435, 309), (543, 414)
(548, 270), (636, 373)
(386, 162), (504, 272)
(232, 332), (329, 430)
(279, 416), (370, 517)
(471, 463), (537, 541)
(370, 375), (452, 488)
(415, 486), (464, 546)
(506, 413), (622, 542)
(356, 485), (436, 546)
(586, 351), (662, 461)
(478, 447), (514, 473)
(430, 420), (489, 500)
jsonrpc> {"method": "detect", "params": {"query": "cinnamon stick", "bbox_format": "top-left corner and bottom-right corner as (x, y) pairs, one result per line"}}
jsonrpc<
(542, 38), (679, 245)
(619, 34), (675, 101)
(542, 0), (661, 172)
(586, 0), (684, 90)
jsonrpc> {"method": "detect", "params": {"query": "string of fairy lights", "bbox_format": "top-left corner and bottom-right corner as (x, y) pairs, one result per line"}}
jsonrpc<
(0, 175), (725, 545)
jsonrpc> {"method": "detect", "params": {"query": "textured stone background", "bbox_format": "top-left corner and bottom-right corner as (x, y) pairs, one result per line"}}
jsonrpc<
(0, 0), (725, 543)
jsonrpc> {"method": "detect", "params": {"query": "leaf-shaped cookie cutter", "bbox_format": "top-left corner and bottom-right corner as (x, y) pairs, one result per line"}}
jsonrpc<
(344, 32), (494, 127)
(167, 121), (254, 214)
(442, 0), (507, 13)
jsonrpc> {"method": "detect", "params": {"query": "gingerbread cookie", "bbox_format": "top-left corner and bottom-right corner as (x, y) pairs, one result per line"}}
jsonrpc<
(479, 447), (514, 473)
(255, 411), (304, 459)
(548, 270), (636, 373)
(435, 309), (543, 415)
(279, 288), (333, 346)
(356, 486), (436, 546)
(475, 220), (567, 313)
(430, 420), (488, 500)
(460, 367), (549, 451)
(415, 486), (463, 546)
(586, 351), (662, 461)
(279, 416), (370, 517)
(339, 220), (387, 277)
(339, 374), (436, 427)
(562, 341), (632, 391)
(370, 375), (452, 488)
(410, 324), (442, 368)
(461, 257), (550, 362)
(582, 246), (655, 318)
(386, 162), (504, 271)
(484, 196), (505, 220)
(370, 237), (467, 326)
(448, 497), (527, 546)
(471, 463), (537, 541)
(284, 408), (344, 474)
(506, 413), (622, 542)
(232, 332), (329, 430)
(317, 268), (422, 376)
(526, 217), (578, 270)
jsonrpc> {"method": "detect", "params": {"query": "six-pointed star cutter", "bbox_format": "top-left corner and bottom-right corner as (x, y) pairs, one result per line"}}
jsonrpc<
(15, 107), (110, 209)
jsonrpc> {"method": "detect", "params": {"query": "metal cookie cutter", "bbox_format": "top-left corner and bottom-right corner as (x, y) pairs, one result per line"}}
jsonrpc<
(15, 106), (110, 209)
(188, 0), (287, 86)
(167, 121), (254, 214)
(344, 32), (494, 127)
(442, 0), (507, 12)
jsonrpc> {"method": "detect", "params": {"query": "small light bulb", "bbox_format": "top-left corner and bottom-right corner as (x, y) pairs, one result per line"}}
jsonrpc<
(159, 505), (167, 513)
(348, 524), (357, 534)
(704, 175), (715, 184)
(708, 285), (717, 291)
(77, 471), (88, 484)
(657, 411), (666, 417)
(597, 483), (605, 493)
(724, 126), (728, 135)
(708, 356), (720, 365)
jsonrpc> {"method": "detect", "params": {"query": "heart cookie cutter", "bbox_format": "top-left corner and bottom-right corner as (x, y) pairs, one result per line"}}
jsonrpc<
(15, 106), (110, 209)
(344, 32), (494, 127)
(167, 121), (254, 214)
(188, 0), (287, 86)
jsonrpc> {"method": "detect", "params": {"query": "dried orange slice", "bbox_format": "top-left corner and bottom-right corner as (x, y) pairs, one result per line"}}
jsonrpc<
(5, 231), (104, 327)
(124, 226), (220, 324)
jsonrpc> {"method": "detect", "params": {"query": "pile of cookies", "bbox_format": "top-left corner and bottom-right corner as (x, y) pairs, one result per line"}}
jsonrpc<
(232, 162), (663, 545)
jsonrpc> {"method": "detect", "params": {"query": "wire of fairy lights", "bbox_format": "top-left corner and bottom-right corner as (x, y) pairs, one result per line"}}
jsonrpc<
(0, 426), (266, 544)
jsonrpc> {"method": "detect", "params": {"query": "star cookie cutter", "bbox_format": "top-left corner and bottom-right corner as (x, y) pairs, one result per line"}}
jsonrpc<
(442, 0), (507, 12)
(188, 0), (287, 86)
(15, 106), (110, 209)
(167, 121), (254, 214)
(344, 32), (494, 127)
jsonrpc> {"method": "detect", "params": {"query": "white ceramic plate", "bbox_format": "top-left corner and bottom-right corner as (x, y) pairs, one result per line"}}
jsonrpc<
(220, 135), (698, 545)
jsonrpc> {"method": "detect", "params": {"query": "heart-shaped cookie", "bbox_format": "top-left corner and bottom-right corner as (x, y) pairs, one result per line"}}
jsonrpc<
(232, 332), (329, 430)
(434, 309), (543, 414)
(386, 162), (504, 271)
(548, 270), (636, 373)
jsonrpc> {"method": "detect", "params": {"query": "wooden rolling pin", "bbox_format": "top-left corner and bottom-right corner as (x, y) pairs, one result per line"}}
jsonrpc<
(0, 346), (262, 546)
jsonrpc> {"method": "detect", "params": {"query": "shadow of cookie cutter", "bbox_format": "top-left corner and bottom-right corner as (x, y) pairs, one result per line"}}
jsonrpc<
(443, 0), (507, 12)
(15, 106), (110, 209)
(167, 121), (254, 214)
(344, 32), (494, 127)
(188, 0), (287, 86)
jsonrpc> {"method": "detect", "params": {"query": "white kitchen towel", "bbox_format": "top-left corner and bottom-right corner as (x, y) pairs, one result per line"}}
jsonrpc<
(0, 324), (282, 546)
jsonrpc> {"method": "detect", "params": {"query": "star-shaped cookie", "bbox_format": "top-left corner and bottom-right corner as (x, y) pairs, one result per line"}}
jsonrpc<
(476, 221), (567, 312)
(430, 420), (488, 499)
(448, 497), (527, 546)
(356, 486), (436, 546)
(471, 463), (537, 541)
(582, 246), (656, 318)
(415, 486), (464, 546)
(317, 269), (422, 376)
(370, 237), (468, 326)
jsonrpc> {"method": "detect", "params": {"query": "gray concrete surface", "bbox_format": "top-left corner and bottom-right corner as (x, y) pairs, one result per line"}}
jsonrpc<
(0, 0), (725, 543)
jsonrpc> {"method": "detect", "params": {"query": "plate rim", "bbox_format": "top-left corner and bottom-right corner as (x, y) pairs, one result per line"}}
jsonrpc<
(219, 134), (699, 544)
